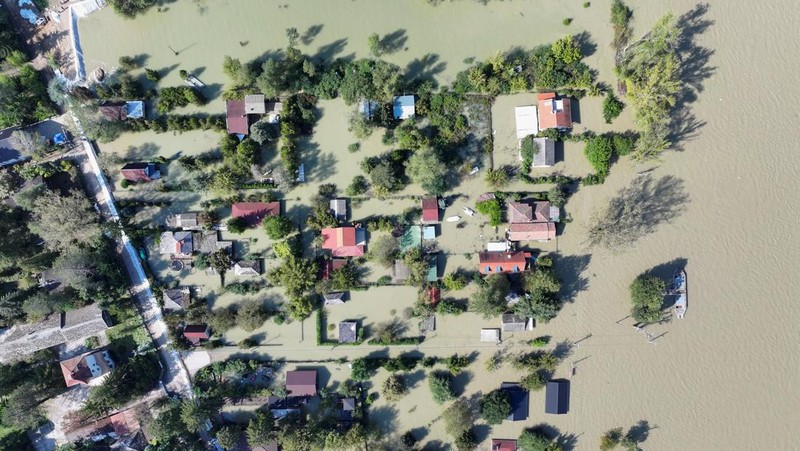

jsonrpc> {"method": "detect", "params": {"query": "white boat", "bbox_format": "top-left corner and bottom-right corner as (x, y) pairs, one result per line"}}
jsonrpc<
(672, 269), (687, 319)
(462, 207), (476, 217)
(446, 216), (461, 222)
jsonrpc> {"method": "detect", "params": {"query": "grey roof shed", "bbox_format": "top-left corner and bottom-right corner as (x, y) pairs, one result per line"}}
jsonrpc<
(545, 379), (570, 414)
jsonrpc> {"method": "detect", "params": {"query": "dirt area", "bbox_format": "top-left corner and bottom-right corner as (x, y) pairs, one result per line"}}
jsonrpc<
(2, 0), (77, 78)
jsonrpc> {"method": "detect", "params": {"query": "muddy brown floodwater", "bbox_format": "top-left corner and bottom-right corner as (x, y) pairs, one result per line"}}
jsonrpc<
(80, 1), (800, 449)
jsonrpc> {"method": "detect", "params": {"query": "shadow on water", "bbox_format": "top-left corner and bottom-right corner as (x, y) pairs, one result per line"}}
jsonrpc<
(573, 31), (597, 58)
(369, 405), (399, 434)
(381, 29), (408, 54)
(157, 64), (179, 78)
(570, 97), (582, 124)
(123, 142), (161, 160)
(203, 83), (224, 102)
(405, 53), (446, 83)
(315, 38), (348, 62)
(669, 3), (716, 151)
(301, 139), (337, 182)
(627, 419), (656, 444)
(301, 24), (324, 46)
(471, 424), (492, 444)
(552, 252), (592, 302)
(451, 370), (473, 396)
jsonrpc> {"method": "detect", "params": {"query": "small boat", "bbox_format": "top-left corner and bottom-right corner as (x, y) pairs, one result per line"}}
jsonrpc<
(462, 207), (476, 217)
(184, 74), (205, 88)
(446, 215), (461, 223)
(672, 269), (687, 319)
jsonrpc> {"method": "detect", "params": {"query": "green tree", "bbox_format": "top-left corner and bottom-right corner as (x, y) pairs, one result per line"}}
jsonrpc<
(348, 110), (373, 139)
(250, 120), (279, 144)
(28, 189), (101, 251)
(285, 27), (300, 47)
(180, 398), (212, 433)
(484, 168), (510, 190)
(286, 296), (313, 321)
(475, 198), (502, 226)
(350, 357), (373, 381)
(268, 256), (316, 297)
(442, 273), (468, 291)
(368, 33), (383, 57)
(145, 68), (161, 81)
(208, 249), (233, 278)
(227, 217), (248, 234)
(519, 427), (563, 451)
(547, 185), (566, 207)
(247, 411), (275, 447)
(21, 291), (53, 322)
(330, 262), (361, 290)
(208, 307), (236, 332)
(405, 147), (449, 195)
(454, 429), (478, 451)
(630, 274), (666, 324)
(442, 398), (472, 437)
(369, 160), (402, 197)
(381, 374), (408, 401)
(551, 35), (582, 64)
(584, 135), (614, 175)
(470, 273), (510, 319)
(520, 372), (547, 392)
(216, 426), (240, 450)
(346, 175), (369, 196)
(367, 234), (399, 268)
(480, 389), (511, 425)
(524, 269), (561, 294)
(514, 289), (560, 323)
(428, 371), (454, 404)
(263, 215), (294, 240)
(611, 0), (634, 50)
(237, 300), (269, 331)
(602, 92), (625, 123)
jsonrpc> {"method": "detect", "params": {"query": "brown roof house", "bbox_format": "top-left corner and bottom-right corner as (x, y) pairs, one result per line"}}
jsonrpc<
(226, 99), (249, 135)
(537, 93), (572, 130)
(507, 201), (555, 242)
(60, 349), (116, 387)
(121, 162), (160, 182)
(234, 260), (261, 276)
(99, 102), (127, 121)
(163, 287), (191, 311)
(231, 202), (281, 227)
(421, 197), (439, 223)
(183, 325), (211, 345)
(159, 231), (194, 257)
(286, 370), (317, 397)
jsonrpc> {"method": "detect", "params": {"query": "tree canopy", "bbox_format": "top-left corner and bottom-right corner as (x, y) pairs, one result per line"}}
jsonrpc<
(28, 189), (102, 251)
(471, 273), (511, 319)
(480, 389), (511, 425)
(630, 274), (666, 324)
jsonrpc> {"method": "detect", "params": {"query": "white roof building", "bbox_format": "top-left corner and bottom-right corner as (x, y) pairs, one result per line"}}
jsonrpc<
(515, 105), (539, 140)
(393, 95), (415, 120)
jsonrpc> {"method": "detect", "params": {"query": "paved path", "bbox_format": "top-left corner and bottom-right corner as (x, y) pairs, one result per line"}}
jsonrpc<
(69, 117), (193, 398)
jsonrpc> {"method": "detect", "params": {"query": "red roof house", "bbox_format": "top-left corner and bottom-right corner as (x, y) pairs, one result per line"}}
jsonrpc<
(59, 350), (115, 387)
(421, 197), (439, 223)
(109, 409), (140, 438)
(320, 258), (348, 280)
(491, 439), (518, 451)
(226, 100), (249, 135)
(286, 370), (317, 397)
(507, 201), (555, 242)
(183, 325), (211, 345)
(231, 202), (280, 226)
(121, 162), (160, 182)
(478, 251), (531, 274)
(537, 93), (572, 130)
(321, 227), (366, 257)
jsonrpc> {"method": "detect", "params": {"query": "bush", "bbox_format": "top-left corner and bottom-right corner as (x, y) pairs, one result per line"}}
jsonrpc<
(346, 175), (369, 196)
(584, 136), (614, 175)
(530, 336), (550, 347)
(145, 68), (161, 81)
(348, 143), (360, 153)
(520, 136), (537, 172)
(480, 389), (511, 424)
(436, 299), (467, 316)
(445, 354), (470, 375)
(562, 18), (573, 25)
(602, 92), (624, 123)
(454, 429), (478, 451)
(237, 300), (269, 332)
(611, 133), (636, 156)
(118, 55), (136, 71)
(520, 372), (546, 391)
(475, 198), (502, 227)
(238, 338), (257, 349)
(630, 274), (666, 324)
(263, 215), (294, 240)
(582, 172), (606, 185)
(428, 371), (455, 404)
(442, 273), (468, 291)
(350, 357), (375, 381)
(381, 374), (408, 401)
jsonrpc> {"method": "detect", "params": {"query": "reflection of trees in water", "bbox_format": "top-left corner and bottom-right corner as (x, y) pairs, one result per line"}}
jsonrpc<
(587, 175), (689, 252)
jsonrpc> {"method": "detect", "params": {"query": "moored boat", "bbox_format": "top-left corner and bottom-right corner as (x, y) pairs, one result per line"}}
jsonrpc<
(673, 269), (687, 319)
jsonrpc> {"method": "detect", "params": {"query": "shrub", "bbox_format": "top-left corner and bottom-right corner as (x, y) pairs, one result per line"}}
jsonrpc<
(442, 273), (468, 291)
(348, 143), (360, 153)
(530, 336), (550, 347)
(445, 354), (470, 375)
(263, 215), (294, 240)
(351, 357), (374, 381)
(583, 1), (591, 7)
(475, 198), (502, 227)
(630, 274), (666, 324)
(454, 429), (478, 451)
(602, 92), (625, 123)
(428, 371), (455, 404)
(227, 217), (248, 234)
(421, 356), (438, 368)
(480, 389), (511, 424)
(584, 136), (614, 174)
(436, 299), (467, 316)
(520, 136), (538, 172)
(118, 55), (136, 71)
(381, 374), (408, 401)
(346, 175), (369, 196)
(562, 18), (573, 25)
(238, 338), (257, 349)
(120, 179), (131, 188)
(520, 372), (546, 391)
(237, 300), (269, 332)
(145, 68), (161, 81)
(582, 172), (606, 185)
(611, 133), (636, 156)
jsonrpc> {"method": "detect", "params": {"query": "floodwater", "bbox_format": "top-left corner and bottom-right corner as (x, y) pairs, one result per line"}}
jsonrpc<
(79, 1), (800, 450)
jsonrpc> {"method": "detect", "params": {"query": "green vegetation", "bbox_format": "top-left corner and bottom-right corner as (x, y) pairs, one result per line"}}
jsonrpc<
(480, 389), (511, 424)
(156, 86), (206, 113)
(381, 374), (408, 401)
(583, 135), (614, 175)
(616, 12), (683, 161)
(562, 18), (573, 26)
(263, 215), (294, 240)
(471, 273), (510, 319)
(442, 273), (468, 291)
(81, 354), (160, 418)
(610, 0), (634, 51)
(519, 427), (564, 451)
(346, 175), (369, 196)
(226, 217), (248, 234)
(602, 92), (625, 123)
(600, 427), (640, 451)
(108, 0), (157, 18)
(405, 147), (449, 195)
(520, 136), (538, 172)
(475, 198), (502, 226)
(0, 66), (56, 128)
(367, 234), (399, 268)
(428, 371), (455, 404)
(630, 274), (666, 324)
(514, 269), (563, 323)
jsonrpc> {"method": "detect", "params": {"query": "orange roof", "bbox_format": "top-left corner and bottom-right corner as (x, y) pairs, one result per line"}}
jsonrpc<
(321, 227), (365, 257)
(508, 222), (555, 242)
(537, 93), (572, 130)
(479, 251), (531, 273)
(508, 202), (534, 224)
(226, 100), (249, 134)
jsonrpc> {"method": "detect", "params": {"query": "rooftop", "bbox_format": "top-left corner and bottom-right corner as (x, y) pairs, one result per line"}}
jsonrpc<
(244, 94), (266, 114)
(286, 370), (317, 397)
(421, 197), (439, 222)
(163, 287), (191, 311)
(234, 260), (261, 276)
(393, 95), (415, 120)
(226, 100), (249, 135)
(537, 93), (572, 130)
(515, 105), (539, 139)
(339, 321), (357, 343)
(321, 227), (366, 257)
(231, 202), (280, 226)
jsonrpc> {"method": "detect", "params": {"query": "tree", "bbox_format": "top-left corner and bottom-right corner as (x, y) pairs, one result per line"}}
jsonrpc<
(584, 135), (614, 174)
(454, 429), (478, 451)
(1, 381), (45, 430)
(369, 160), (402, 196)
(210, 170), (238, 197)
(11, 130), (49, 160)
(442, 273), (468, 291)
(524, 269), (561, 294)
(470, 273), (510, 319)
(306, 197), (338, 231)
(405, 147), (448, 195)
(346, 175), (369, 196)
(368, 33), (383, 57)
(445, 354), (470, 375)
(227, 217), (248, 234)
(428, 371), (454, 404)
(277, 415), (322, 451)
(367, 234), (399, 268)
(83, 355), (160, 418)
(263, 215), (294, 240)
(611, 0), (633, 50)
(145, 68), (161, 81)
(484, 168), (510, 189)
(381, 374), (408, 401)
(520, 372), (546, 392)
(551, 35), (582, 64)
(0, 170), (17, 199)
(180, 399), (211, 433)
(519, 427), (563, 451)
(480, 389), (511, 425)
(247, 411), (275, 447)
(237, 300), (269, 331)
(268, 256), (316, 297)
(603, 92), (625, 123)
(286, 296), (313, 321)
(348, 110), (373, 139)
(630, 274), (666, 324)
(28, 189), (101, 251)
(350, 357), (373, 381)
(442, 398), (472, 437)
(330, 262), (361, 290)
(475, 198), (502, 226)
(514, 289), (560, 323)
(208, 249), (233, 278)
(250, 120), (279, 144)
(285, 27), (300, 47)
(216, 426), (240, 450)
(600, 427), (638, 451)
(208, 307), (236, 332)
(547, 185), (566, 207)
(21, 291), (54, 322)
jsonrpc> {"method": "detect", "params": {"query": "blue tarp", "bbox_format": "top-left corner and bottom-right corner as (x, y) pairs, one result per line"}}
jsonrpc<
(53, 133), (66, 145)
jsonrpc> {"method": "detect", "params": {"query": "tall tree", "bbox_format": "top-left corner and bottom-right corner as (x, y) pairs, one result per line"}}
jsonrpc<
(28, 189), (101, 251)
(470, 273), (511, 319)
(405, 147), (449, 195)
(247, 411), (275, 447)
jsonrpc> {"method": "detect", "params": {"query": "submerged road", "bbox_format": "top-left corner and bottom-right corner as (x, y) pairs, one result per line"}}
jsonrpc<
(70, 118), (193, 399)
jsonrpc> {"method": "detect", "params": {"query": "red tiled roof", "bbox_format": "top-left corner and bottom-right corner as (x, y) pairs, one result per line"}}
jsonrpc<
(231, 202), (280, 226)
(286, 370), (317, 397)
(479, 251), (531, 273)
(421, 197), (439, 222)
(534, 201), (551, 222)
(321, 227), (365, 257)
(109, 410), (140, 437)
(183, 325), (210, 344)
(59, 354), (93, 387)
(508, 202), (534, 223)
(508, 222), (555, 242)
(226, 100), (249, 135)
(320, 259), (347, 280)
(491, 439), (518, 451)
(537, 93), (572, 130)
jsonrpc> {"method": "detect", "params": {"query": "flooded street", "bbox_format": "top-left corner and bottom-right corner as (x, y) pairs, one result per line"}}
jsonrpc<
(80, 1), (800, 449)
